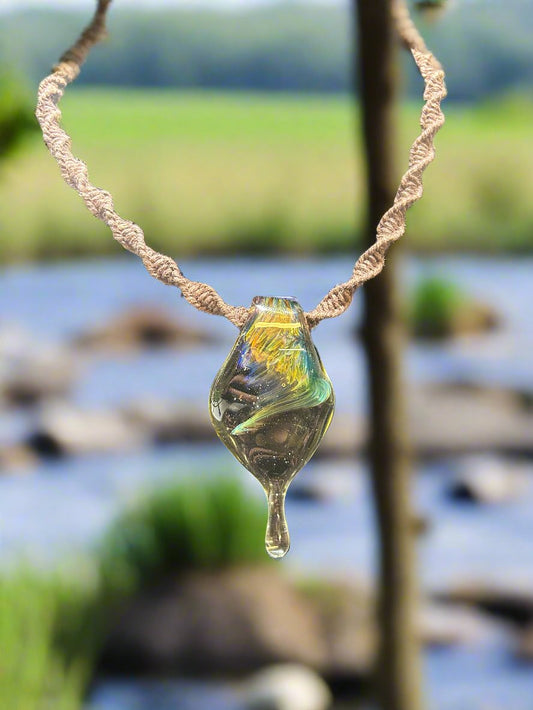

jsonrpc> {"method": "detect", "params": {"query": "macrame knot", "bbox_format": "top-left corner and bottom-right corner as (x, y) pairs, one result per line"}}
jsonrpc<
(35, 0), (445, 330)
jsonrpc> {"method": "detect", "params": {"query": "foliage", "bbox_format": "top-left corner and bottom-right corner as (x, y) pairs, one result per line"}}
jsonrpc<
(0, 568), (104, 710)
(0, 90), (531, 262)
(99, 476), (268, 591)
(0, 476), (267, 708)
(408, 276), (497, 340)
(410, 277), (463, 339)
(0, 71), (36, 160)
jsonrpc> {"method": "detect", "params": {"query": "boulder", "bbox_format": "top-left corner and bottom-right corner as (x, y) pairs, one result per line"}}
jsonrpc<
(409, 384), (533, 458)
(100, 570), (507, 689)
(12, 377), (533, 463)
(416, 301), (498, 340)
(241, 664), (332, 710)
(309, 384), (533, 460)
(436, 582), (533, 627)
(124, 399), (215, 444)
(299, 578), (375, 688)
(100, 568), (328, 676)
(448, 456), (530, 504)
(287, 463), (362, 503)
(73, 306), (213, 351)
(410, 277), (499, 340)
(26, 403), (144, 458)
(419, 602), (502, 647)
(0, 332), (76, 406)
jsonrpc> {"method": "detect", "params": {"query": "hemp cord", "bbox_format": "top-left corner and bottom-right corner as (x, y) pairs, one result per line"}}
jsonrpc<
(36, 0), (446, 330)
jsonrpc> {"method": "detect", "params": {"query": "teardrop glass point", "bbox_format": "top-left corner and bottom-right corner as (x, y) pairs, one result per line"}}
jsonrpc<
(265, 483), (290, 559)
(209, 296), (335, 557)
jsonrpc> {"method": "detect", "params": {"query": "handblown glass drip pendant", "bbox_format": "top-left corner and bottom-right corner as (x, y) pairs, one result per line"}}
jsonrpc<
(209, 296), (335, 559)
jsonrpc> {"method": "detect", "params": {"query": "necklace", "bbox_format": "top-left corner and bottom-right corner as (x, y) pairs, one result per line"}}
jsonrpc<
(36, 0), (446, 558)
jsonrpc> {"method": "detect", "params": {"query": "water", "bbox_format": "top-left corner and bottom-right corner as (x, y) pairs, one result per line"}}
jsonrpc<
(88, 679), (240, 710)
(87, 650), (533, 710)
(1, 255), (532, 710)
(1, 255), (531, 579)
(2, 255), (532, 413)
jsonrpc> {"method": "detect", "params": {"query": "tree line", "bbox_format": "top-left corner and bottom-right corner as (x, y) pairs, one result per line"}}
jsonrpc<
(1, 1), (531, 101)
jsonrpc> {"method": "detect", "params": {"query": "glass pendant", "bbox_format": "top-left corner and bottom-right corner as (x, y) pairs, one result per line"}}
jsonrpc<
(209, 296), (335, 559)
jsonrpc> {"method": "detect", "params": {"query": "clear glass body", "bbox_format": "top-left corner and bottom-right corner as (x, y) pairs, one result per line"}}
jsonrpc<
(209, 296), (335, 558)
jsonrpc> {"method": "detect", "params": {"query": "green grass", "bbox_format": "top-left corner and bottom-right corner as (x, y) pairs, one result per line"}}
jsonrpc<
(1, 89), (532, 262)
(409, 276), (498, 339)
(99, 476), (269, 590)
(0, 476), (269, 708)
(0, 568), (105, 710)
(410, 277), (465, 339)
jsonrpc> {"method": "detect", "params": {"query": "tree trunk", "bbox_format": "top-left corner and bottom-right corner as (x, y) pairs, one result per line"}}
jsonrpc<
(354, 2), (424, 710)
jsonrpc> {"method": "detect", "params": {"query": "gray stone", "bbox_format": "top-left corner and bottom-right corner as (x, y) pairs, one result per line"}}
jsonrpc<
(100, 568), (327, 676)
(299, 579), (375, 683)
(409, 384), (533, 458)
(419, 602), (503, 647)
(124, 399), (216, 444)
(449, 456), (531, 504)
(287, 462), (363, 503)
(73, 306), (213, 351)
(0, 328), (76, 406)
(436, 582), (533, 627)
(26, 403), (144, 458)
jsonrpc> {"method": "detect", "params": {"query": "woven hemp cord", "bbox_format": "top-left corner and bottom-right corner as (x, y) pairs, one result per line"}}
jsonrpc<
(36, 0), (446, 330)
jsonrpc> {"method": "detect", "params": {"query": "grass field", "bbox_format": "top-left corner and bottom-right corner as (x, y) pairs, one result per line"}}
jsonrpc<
(1, 90), (532, 261)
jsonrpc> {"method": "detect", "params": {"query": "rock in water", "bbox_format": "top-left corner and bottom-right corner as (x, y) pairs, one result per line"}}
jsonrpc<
(437, 581), (533, 626)
(26, 403), (144, 458)
(449, 455), (530, 504)
(73, 305), (212, 351)
(99, 569), (327, 675)
(0, 327), (76, 406)
(242, 664), (332, 710)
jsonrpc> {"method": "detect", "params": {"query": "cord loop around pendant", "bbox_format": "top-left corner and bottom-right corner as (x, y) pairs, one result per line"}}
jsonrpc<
(35, 0), (446, 330)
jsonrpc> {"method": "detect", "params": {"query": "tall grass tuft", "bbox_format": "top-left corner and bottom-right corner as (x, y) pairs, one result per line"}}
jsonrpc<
(0, 569), (105, 710)
(0, 477), (269, 707)
(410, 277), (462, 339)
(409, 276), (496, 339)
(100, 476), (269, 592)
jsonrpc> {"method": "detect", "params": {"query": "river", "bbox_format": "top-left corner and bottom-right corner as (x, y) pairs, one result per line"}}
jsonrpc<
(1, 255), (532, 709)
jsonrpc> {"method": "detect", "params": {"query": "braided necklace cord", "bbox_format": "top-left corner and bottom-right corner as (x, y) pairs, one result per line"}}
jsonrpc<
(36, 0), (446, 330)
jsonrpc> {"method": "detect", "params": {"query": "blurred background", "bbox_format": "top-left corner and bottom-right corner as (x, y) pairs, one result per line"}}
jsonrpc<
(0, 0), (532, 709)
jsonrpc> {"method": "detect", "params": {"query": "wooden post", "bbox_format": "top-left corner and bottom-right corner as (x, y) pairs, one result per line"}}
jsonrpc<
(354, 2), (424, 709)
